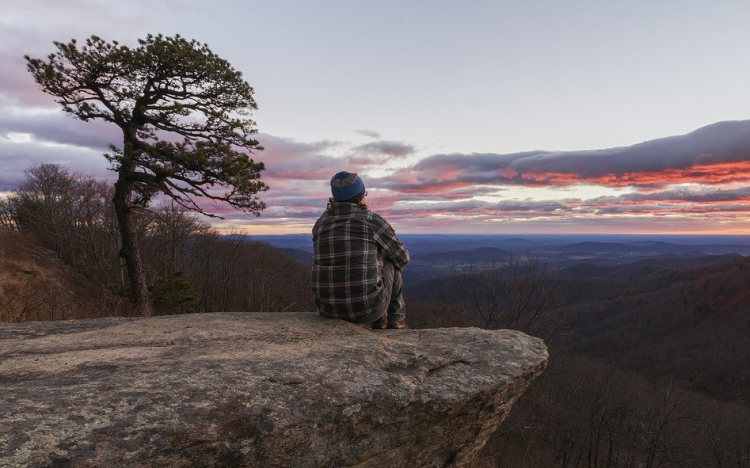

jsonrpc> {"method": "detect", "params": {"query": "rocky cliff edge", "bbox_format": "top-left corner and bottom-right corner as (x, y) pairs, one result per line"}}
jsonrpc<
(0, 312), (548, 467)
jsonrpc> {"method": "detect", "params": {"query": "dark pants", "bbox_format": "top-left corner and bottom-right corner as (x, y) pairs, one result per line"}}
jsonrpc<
(353, 258), (406, 326)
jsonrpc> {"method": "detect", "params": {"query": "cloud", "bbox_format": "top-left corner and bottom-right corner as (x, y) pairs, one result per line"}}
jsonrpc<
(592, 186), (750, 204)
(0, 105), (121, 151)
(347, 140), (416, 166)
(256, 134), (343, 181)
(169, 176), (750, 235)
(257, 133), (417, 186)
(392, 120), (750, 192)
(143, 118), (750, 230)
(353, 141), (415, 158)
(0, 135), (113, 190)
(353, 129), (381, 139)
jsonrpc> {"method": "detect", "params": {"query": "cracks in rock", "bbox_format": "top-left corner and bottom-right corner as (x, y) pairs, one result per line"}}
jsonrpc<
(267, 377), (306, 385)
(422, 359), (471, 382)
(382, 358), (473, 383)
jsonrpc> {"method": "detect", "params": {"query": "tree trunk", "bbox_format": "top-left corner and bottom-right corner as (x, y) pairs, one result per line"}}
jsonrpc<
(113, 173), (153, 317)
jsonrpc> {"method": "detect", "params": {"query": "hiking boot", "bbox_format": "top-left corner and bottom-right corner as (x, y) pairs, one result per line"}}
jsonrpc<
(387, 320), (408, 330)
(371, 316), (388, 330)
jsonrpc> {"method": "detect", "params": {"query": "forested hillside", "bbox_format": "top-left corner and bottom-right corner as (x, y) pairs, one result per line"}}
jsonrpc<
(0, 164), (314, 321)
(556, 256), (750, 403)
(407, 254), (750, 401)
(406, 255), (750, 467)
(0, 230), (102, 321)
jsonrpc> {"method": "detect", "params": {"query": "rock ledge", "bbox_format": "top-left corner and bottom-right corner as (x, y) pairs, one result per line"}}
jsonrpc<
(0, 312), (548, 467)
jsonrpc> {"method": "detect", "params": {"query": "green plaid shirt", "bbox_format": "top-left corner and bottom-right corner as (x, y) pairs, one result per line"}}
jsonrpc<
(311, 202), (409, 321)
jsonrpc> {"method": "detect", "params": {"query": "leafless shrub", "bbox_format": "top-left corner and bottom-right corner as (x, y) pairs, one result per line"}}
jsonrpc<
(0, 198), (17, 230)
(456, 254), (562, 338)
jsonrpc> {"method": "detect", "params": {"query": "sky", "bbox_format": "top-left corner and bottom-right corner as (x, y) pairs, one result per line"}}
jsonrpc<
(2, 0), (750, 234)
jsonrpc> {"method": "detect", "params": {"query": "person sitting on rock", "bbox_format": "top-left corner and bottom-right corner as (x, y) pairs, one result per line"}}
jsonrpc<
(312, 171), (409, 329)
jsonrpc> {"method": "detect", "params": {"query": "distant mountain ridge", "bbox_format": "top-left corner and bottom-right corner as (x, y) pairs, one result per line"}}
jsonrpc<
(396, 237), (750, 284)
(257, 235), (750, 285)
(412, 247), (510, 263)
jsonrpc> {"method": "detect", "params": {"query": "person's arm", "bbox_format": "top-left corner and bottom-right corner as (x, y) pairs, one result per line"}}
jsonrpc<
(373, 216), (409, 270)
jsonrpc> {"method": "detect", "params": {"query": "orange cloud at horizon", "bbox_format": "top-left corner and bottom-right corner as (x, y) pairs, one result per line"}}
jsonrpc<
(572, 161), (750, 187)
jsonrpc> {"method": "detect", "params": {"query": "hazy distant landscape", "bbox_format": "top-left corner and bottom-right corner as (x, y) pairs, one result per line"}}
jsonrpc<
(254, 233), (750, 282)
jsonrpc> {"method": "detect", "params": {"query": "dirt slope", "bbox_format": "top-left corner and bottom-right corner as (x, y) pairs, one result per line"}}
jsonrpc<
(0, 230), (105, 322)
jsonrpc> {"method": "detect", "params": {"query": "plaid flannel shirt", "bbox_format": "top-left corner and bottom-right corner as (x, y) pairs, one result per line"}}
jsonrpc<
(311, 202), (409, 321)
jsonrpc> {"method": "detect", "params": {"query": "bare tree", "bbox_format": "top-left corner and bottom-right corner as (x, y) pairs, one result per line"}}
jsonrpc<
(0, 198), (17, 230)
(456, 254), (561, 337)
(640, 381), (698, 468)
(8, 164), (121, 287)
(408, 301), (476, 329)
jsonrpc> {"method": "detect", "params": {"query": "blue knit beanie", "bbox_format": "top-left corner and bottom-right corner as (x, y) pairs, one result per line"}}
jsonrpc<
(330, 171), (366, 202)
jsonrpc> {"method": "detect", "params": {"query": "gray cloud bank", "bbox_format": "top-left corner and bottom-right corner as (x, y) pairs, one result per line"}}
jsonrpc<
(385, 120), (750, 191)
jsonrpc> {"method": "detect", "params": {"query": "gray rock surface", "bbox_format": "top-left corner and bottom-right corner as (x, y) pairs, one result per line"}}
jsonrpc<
(0, 312), (548, 468)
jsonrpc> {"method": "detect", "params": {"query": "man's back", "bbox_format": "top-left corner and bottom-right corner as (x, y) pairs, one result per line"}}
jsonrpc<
(312, 171), (409, 328)
(312, 202), (408, 321)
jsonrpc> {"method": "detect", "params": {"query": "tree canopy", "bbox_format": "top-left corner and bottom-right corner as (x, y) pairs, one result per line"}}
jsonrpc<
(25, 34), (267, 214)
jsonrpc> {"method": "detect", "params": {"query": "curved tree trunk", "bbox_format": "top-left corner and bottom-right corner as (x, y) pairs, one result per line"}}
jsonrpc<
(113, 173), (153, 317)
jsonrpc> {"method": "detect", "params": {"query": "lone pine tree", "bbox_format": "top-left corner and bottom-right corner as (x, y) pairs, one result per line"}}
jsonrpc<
(26, 34), (267, 316)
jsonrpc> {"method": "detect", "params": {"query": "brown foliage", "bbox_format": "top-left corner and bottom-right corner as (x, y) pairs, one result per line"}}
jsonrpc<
(0, 231), (109, 321)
